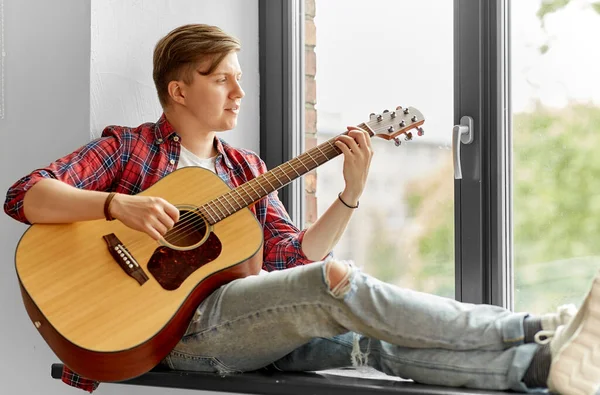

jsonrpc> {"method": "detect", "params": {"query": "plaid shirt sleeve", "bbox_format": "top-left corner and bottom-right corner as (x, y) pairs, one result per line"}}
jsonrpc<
(61, 367), (99, 393)
(251, 159), (331, 271)
(4, 129), (123, 224)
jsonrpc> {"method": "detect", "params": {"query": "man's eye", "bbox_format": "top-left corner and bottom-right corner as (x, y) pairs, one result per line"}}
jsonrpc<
(218, 78), (227, 83)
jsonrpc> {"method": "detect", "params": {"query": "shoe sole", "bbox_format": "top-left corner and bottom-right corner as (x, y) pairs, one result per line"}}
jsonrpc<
(549, 274), (600, 395)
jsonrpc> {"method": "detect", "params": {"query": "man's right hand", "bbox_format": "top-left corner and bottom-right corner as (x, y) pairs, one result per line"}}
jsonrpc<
(109, 194), (180, 241)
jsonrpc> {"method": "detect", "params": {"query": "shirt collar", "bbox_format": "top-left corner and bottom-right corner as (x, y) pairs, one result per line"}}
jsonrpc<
(154, 113), (178, 142)
(214, 137), (234, 170)
(155, 113), (234, 170)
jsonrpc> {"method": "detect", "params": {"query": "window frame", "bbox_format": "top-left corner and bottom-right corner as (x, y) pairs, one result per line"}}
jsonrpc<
(259, 0), (306, 227)
(454, 0), (512, 307)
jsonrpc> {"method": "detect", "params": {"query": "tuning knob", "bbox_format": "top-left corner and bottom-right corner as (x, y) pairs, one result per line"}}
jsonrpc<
(403, 108), (410, 114)
(394, 138), (402, 147)
(383, 109), (389, 113)
(405, 132), (413, 141)
(417, 127), (425, 136)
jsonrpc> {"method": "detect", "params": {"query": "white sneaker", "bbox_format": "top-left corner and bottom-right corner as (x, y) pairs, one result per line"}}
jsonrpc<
(535, 272), (600, 395)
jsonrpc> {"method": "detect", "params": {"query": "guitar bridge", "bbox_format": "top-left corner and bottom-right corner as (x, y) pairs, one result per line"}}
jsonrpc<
(103, 233), (149, 286)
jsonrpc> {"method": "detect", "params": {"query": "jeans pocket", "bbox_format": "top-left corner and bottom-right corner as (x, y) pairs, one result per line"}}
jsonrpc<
(166, 349), (242, 374)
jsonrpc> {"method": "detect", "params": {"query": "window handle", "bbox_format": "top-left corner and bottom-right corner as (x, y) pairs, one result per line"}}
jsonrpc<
(453, 116), (474, 179)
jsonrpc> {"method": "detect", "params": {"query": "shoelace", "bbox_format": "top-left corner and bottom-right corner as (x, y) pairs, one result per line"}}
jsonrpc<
(534, 329), (557, 345)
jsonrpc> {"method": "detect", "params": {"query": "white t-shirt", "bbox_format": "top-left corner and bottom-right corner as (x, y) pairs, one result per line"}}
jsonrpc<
(177, 144), (269, 276)
(176, 144), (217, 172)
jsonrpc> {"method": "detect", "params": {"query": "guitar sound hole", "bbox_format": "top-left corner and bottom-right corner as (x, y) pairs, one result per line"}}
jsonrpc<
(163, 209), (208, 248)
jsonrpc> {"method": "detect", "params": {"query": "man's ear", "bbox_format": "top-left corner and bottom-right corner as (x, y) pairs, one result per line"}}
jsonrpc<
(167, 80), (186, 106)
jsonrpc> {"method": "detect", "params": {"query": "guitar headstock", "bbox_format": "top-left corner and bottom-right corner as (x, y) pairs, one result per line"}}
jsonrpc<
(365, 106), (425, 146)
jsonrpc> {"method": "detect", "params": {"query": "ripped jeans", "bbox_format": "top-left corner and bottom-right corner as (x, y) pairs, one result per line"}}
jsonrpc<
(161, 260), (544, 393)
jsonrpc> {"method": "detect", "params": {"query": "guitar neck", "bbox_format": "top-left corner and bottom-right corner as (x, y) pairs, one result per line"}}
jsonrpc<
(199, 123), (373, 225)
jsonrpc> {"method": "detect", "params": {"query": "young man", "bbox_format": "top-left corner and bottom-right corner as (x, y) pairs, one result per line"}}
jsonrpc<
(5, 24), (600, 395)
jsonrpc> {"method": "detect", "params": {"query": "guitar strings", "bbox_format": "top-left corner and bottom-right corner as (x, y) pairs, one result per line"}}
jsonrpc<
(157, 141), (343, 248)
(161, 151), (331, 247)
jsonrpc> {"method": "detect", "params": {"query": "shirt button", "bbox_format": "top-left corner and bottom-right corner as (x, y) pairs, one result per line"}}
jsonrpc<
(169, 159), (176, 165)
(155, 138), (164, 144)
(173, 136), (180, 142)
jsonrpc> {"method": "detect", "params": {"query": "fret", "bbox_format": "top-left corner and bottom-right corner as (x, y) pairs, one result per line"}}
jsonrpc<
(305, 151), (320, 166)
(246, 181), (261, 199)
(198, 207), (216, 224)
(314, 145), (330, 161)
(279, 166), (293, 182)
(239, 185), (255, 203)
(204, 203), (220, 223)
(262, 174), (277, 190)
(270, 167), (287, 184)
(285, 162), (301, 177)
(228, 191), (244, 210)
(231, 188), (247, 208)
(296, 156), (311, 172)
(211, 201), (226, 219)
(326, 140), (340, 154)
(216, 196), (232, 215)
(254, 178), (270, 195)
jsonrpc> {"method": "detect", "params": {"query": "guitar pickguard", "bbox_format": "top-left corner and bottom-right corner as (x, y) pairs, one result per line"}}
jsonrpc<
(147, 232), (222, 291)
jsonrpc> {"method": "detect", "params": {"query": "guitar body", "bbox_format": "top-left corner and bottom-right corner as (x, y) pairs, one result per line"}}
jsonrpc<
(15, 167), (264, 382)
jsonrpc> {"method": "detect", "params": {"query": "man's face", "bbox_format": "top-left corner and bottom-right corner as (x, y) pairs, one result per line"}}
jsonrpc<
(182, 51), (245, 132)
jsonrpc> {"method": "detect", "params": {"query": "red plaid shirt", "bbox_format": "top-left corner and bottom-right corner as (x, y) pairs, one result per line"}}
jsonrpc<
(4, 114), (317, 392)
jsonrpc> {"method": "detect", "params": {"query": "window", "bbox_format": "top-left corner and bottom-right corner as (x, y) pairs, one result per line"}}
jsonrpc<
(307, 0), (455, 298)
(511, 0), (600, 314)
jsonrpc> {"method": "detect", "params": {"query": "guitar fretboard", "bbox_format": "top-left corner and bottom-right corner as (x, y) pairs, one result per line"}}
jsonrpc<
(198, 123), (371, 225)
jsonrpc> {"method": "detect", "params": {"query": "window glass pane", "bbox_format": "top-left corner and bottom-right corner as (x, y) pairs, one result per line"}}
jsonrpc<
(512, 0), (600, 313)
(309, 0), (454, 297)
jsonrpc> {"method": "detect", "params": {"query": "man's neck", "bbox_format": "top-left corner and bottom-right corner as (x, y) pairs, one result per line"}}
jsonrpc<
(164, 110), (218, 159)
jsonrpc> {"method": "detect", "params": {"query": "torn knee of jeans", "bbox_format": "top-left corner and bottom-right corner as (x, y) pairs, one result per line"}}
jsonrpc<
(350, 333), (370, 367)
(324, 260), (354, 299)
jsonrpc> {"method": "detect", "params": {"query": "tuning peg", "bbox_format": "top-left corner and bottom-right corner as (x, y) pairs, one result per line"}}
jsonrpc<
(390, 112), (396, 119)
(376, 114), (383, 122)
(383, 109), (389, 113)
(387, 126), (394, 134)
(411, 115), (418, 122)
(417, 127), (425, 137)
(405, 132), (413, 141)
(394, 137), (402, 147)
(403, 108), (410, 114)
(399, 120), (406, 127)
(370, 113), (376, 119)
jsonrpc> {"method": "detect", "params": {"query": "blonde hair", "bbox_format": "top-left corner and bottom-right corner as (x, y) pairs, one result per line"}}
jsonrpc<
(153, 24), (241, 108)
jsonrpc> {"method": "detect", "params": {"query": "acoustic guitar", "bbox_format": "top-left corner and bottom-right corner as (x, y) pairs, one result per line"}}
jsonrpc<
(15, 106), (425, 382)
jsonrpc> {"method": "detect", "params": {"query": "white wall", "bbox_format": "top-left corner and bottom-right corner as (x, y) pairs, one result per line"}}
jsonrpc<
(0, 0), (258, 394)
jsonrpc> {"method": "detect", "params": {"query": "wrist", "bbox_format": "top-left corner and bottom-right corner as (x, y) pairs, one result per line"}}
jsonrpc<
(104, 192), (118, 221)
(338, 191), (359, 209)
(340, 189), (360, 207)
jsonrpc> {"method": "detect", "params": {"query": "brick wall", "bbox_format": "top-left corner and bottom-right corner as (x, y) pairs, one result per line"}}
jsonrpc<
(305, 0), (318, 226)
